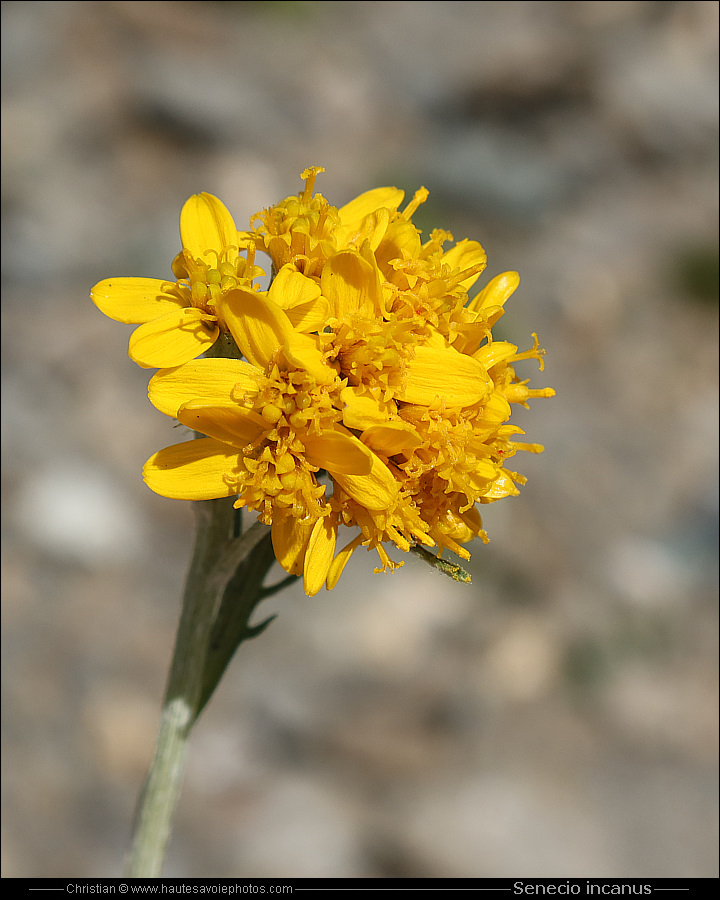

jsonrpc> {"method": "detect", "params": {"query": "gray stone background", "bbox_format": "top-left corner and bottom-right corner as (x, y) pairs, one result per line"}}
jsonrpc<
(1, 0), (718, 879)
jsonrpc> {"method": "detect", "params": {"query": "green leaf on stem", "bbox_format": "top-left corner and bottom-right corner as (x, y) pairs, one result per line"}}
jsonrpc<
(195, 530), (278, 719)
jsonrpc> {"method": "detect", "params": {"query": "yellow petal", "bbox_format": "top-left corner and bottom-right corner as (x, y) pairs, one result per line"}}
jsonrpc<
(326, 534), (364, 590)
(283, 331), (337, 385)
(128, 309), (219, 369)
(341, 386), (394, 430)
(495, 424), (526, 438)
(177, 402), (267, 447)
(180, 193), (237, 264)
(338, 186), (405, 226)
(441, 240), (487, 290)
(396, 345), (492, 407)
(334, 207), (390, 253)
(467, 459), (500, 491)
(143, 438), (239, 500)
(480, 391), (512, 425)
(460, 503), (485, 534)
(451, 321), (491, 356)
(268, 265), (322, 309)
(149, 358), (265, 417)
(474, 341), (518, 369)
(91, 278), (186, 324)
(303, 516), (337, 596)
(467, 271), (520, 314)
(423, 327), (450, 349)
(271, 511), (315, 575)
(265, 233), (291, 263)
(375, 220), (422, 274)
(320, 251), (377, 320)
(282, 295), (330, 332)
(360, 422), (422, 456)
(219, 287), (293, 370)
(333, 453), (398, 511)
(358, 239), (388, 315)
(303, 428), (373, 476)
(479, 469), (520, 501)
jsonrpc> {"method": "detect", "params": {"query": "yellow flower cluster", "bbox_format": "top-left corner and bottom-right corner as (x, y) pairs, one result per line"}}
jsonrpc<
(92, 168), (554, 595)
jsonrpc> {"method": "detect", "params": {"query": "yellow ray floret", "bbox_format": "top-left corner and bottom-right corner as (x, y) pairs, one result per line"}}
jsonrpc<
(91, 193), (263, 368)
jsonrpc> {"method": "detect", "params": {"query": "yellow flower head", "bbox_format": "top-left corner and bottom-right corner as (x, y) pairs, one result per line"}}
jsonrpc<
(91, 194), (264, 368)
(130, 170), (554, 594)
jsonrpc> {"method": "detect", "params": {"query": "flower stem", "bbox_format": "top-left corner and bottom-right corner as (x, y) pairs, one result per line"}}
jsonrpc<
(127, 497), (268, 877)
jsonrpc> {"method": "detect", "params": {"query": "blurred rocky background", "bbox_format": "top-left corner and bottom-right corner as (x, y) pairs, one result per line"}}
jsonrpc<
(1, 0), (717, 879)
